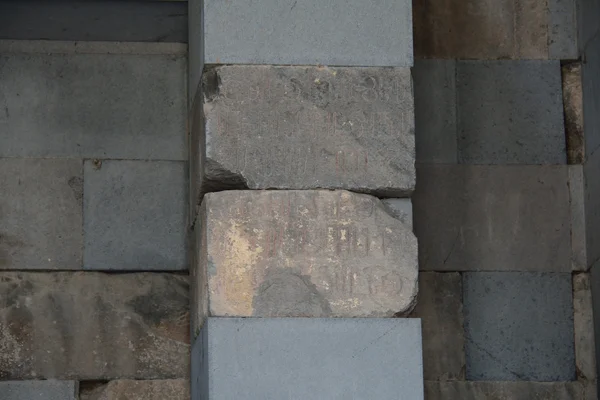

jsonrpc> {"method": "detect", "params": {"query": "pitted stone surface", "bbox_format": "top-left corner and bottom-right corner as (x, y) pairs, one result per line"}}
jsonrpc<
(0, 380), (78, 400)
(80, 379), (189, 400)
(197, 65), (415, 197)
(0, 272), (189, 379)
(193, 190), (417, 331)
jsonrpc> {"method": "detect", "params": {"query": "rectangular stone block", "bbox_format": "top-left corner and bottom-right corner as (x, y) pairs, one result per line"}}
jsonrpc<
(0, 381), (78, 400)
(83, 160), (187, 270)
(570, 166), (588, 270)
(200, 0), (413, 66)
(425, 381), (587, 400)
(197, 65), (415, 197)
(0, 42), (186, 160)
(563, 63), (585, 164)
(0, 272), (189, 380)
(0, 158), (82, 270)
(574, 273), (597, 380)
(80, 380), (189, 400)
(192, 318), (424, 400)
(193, 190), (418, 334)
(456, 60), (565, 165)
(409, 272), (465, 380)
(463, 272), (575, 381)
(414, 164), (571, 271)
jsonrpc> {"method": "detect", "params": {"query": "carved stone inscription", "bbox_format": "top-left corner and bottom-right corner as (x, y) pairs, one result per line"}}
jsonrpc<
(200, 66), (415, 196)
(199, 190), (418, 319)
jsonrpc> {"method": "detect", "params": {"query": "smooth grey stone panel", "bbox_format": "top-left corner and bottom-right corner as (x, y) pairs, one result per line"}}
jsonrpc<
(0, 381), (78, 400)
(463, 272), (575, 381)
(192, 318), (424, 400)
(0, 49), (186, 160)
(457, 60), (566, 165)
(83, 160), (187, 270)
(201, 0), (413, 66)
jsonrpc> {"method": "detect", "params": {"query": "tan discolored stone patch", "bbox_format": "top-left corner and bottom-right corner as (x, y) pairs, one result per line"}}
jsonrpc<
(562, 63), (585, 164)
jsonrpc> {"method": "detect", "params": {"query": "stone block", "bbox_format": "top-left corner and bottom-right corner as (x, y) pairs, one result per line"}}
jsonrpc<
(570, 166), (588, 270)
(0, 381), (78, 400)
(197, 65), (415, 196)
(83, 160), (187, 270)
(585, 149), (600, 269)
(563, 63), (585, 164)
(0, 272), (189, 380)
(583, 34), (600, 158)
(382, 198), (413, 230)
(409, 272), (465, 380)
(80, 380), (189, 400)
(0, 44), (186, 160)
(549, 0), (579, 59)
(424, 381), (586, 400)
(463, 272), (575, 381)
(0, 158), (82, 270)
(201, 0), (412, 66)
(456, 60), (565, 165)
(193, 190), (418, 333)
(574, 273), (597, 380)
(413, 164), (571, 271)
(192, 318), (424, 400)
(412, 60), (457, 164)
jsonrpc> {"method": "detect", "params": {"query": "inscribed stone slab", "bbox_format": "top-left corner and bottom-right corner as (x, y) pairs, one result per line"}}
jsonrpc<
(0, 381), (78, 400)
(198, 65), (415, 196)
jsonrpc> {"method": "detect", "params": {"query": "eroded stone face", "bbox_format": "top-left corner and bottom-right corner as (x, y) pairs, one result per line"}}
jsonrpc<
(193, 190), (417, 331)
(197, 66), (415, 197)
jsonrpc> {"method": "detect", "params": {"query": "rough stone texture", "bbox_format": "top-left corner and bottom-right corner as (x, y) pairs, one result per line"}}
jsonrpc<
(585, 149), (600, 269)
(0, 158), (82, 270)
(570, 166), (588, 271)
(202, 0), (412, 66)
(382, 198), (413, 230)
(414, 164), (571, 271)
(412, 60), (457, 164)
(0, 47), (186, 160)
(192, 318), (423, 400)
(80, 380), (189, 400)
(409, 272), (465, 381)
(574, 273), (597, 380)
(194, 190), (418, 332)
(0, 272), (189, 379)
(563, 63), (585, 164)
(197, 65), (415, 197)
(456, 61), (565, 165)
(463, 272), (575, 381)
(583, 34), (600, 159)
(424, 381), (586, 400)
(0, 380), (78, 400)
(83, 160), (187, 271)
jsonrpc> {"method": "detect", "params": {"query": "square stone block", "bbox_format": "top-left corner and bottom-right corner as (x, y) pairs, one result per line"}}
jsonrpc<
(0, 381), (78, 400)
(192, 318), (424, 400)
(83, 160), (187, 270)
(463, 272), (575, 381)
(200, 0), (412, 66)
(414, 164), (571, 271)
(0, 158), (82, 270)
(195, 65), (415, 197)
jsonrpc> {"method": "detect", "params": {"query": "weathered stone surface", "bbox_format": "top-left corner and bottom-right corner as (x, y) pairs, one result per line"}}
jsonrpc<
(463, 272), (575, 381)
(0, 380), (78, 400)
(83, 160), (187, 270)
(192, 318), (424, 400)
(414, 165), (571, 271)
(201, 0), (413, 66)
(382, 198), (413, 230)
(563, 63), (585, 164)
(409, 272), (465, 380)
(0, 272), (189, 379)
(81, 380), (189, 400)
(457, 60), (565, 164)
(424, 381), (586, 400)
(549, 0), (578, 59)
(198, 65), (415, 196)
(0, 158), (82, 270)
(574, 273), (597, 380)
(570, 166), (588, 270)
(193, 190), (418, 332)
(0, 45), (186, 160)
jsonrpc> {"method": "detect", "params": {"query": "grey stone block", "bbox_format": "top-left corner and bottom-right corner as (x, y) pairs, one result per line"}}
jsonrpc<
(188, 0), (204, 106)
(413, 60), (458, 164)
(570, 166), (588, 270)
(585, 149), (600, 269)
(549, 0), (578, 59)
(591, 263), (600, 394)
(83, 160), (187, 271)
(463, 272), (575, 381)
(578, 0), (600, 56)
(0, 47), (186, 160)
(80, 380), (189, 400)
(382, 198), (413, 230)
(200, 0), (413, 66)
(192, 318), (423, 400)
(456, 61), (566, 165)
(0, 381), (78, 400)
(0, 158), (82, 270)
(197, 65), (415, 196)
(583, 34), (600, 158)
(409, 272), (465, 380)
(414, 164), (571, 271)
(424, 381), (586, 400)
(0, 272), (189, 379)
(574, 273), (597, 380)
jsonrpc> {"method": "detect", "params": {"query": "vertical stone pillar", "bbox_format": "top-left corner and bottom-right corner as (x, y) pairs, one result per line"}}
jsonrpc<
(188, 1), (422, 398)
